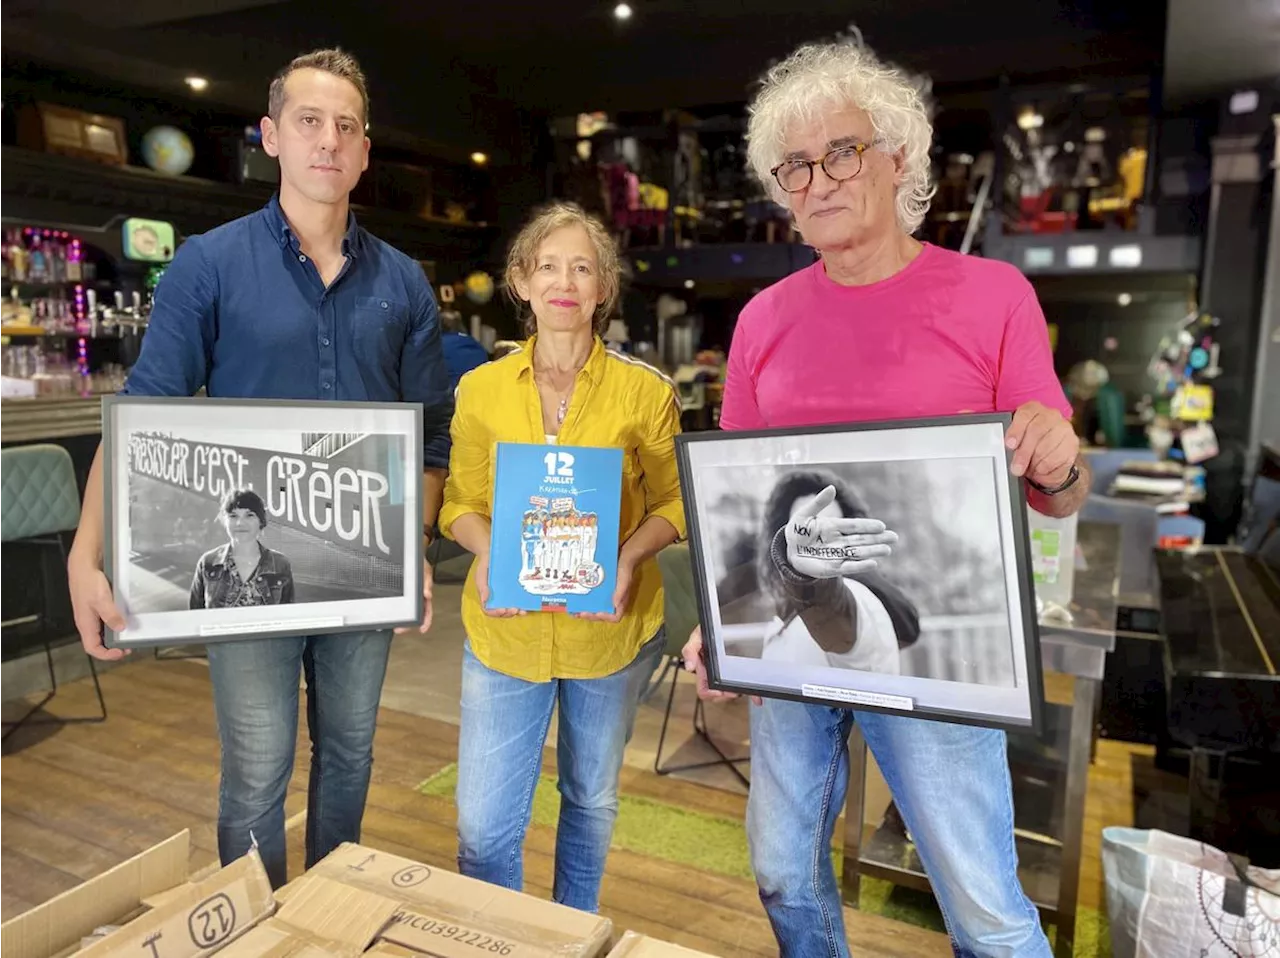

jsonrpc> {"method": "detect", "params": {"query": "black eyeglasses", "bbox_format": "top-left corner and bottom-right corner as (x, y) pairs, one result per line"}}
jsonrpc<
(770, 142), (874, 193)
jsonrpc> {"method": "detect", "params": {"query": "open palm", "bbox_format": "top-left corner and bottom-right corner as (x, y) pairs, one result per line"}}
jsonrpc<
(783, 484), (899, 578)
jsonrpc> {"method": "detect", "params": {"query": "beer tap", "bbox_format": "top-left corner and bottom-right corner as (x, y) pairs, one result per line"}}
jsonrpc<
(123, 290), (146, 341)
(85, 288), (99, 337)
(96, 290), (132, 337)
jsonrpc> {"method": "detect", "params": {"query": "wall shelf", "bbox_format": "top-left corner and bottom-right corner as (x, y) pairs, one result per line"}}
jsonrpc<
(625, 241), (818, 289)
(983, 232), (1201, 277)
(0, 147), (495, 264)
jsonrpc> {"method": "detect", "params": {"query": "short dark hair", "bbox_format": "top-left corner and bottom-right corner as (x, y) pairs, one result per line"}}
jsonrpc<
(221, 488), (268, 529)
(268, 47), (370, 128)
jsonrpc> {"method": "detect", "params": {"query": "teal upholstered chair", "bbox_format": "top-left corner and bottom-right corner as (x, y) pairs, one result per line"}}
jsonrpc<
(652, 542), (749, 786)
(2, 444), (107, 740)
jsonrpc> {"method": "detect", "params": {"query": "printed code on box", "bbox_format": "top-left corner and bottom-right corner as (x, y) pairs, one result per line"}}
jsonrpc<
(390, 912), (517, 955)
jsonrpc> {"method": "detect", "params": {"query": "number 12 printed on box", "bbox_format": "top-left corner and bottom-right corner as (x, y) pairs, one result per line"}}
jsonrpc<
(488, 442), (624, 614)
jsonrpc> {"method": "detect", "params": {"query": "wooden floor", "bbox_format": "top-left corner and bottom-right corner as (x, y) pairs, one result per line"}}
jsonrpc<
(1, 657), (1184, 956)
(1, 657), (949, 956)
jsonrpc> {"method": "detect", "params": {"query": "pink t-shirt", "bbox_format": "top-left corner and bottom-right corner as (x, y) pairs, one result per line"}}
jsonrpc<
(720, 242), (1071, 431)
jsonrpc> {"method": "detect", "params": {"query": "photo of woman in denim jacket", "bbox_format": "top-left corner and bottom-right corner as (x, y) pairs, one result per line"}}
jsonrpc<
(189, 489), (295, 609)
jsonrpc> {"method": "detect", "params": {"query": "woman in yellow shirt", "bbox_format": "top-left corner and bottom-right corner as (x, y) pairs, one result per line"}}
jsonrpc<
(438, 202), (684, 912)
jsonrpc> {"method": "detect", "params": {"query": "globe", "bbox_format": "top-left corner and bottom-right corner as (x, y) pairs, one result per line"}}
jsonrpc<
(463, 271), (495, 305)
(141, 126), (195, 176)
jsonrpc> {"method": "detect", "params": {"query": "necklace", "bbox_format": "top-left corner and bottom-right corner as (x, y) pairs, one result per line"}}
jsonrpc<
(533, 372), (576, 428)
(535, 361), (584, 429)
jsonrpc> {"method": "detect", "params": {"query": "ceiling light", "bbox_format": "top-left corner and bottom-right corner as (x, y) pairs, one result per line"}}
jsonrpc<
(614, 3), (633, 20)
(1118, 292), (1132, 306)
(683, 279), (695, 289)
(184, 76), (209, 92)
(470, 152), (488, 166)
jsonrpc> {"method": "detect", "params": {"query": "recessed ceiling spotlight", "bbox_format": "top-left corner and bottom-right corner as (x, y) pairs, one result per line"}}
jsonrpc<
(1016, 107), (1043, 131)
(184, 76), (209, 92)
(614, 3), (633, 20)
(1118, 292), (1132, 306)
(683, 279), (695, 289)
(470, 152), (488, 166)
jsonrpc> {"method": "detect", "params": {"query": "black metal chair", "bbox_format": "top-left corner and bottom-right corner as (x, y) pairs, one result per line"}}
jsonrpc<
(650, 543), (749, 788)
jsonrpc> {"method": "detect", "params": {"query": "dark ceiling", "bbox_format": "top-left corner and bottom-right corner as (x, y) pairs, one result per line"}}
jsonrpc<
(1162, 0), (1280, 105)
(3, 0), (1167, 161)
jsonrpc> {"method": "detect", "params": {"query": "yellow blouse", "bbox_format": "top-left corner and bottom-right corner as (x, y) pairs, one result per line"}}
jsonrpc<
(438, 336), (686, 682)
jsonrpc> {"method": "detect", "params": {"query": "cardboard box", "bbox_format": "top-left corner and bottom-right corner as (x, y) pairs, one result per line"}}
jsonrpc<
(363, 947), (418, 958)
(0, 831), (276, 958)
(299, 844), (613, 958)
(215, 875), (398, 958)
(605, 932), (717, 958)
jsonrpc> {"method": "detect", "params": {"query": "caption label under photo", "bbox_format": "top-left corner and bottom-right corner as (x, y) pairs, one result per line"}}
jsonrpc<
(200, 616), (346, 637)
(801, 684), (915, 711)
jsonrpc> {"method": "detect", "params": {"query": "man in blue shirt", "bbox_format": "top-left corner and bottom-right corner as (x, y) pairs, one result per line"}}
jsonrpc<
(66, 48), (452, 887)
(440, 308), (489, 392)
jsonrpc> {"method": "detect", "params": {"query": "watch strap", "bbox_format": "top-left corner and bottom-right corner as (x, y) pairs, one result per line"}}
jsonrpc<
(1028, 462), (1080, 496)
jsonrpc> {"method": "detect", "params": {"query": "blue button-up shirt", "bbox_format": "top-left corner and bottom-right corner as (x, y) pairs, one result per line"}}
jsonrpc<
(441, 330), (490, 393)
(123, 195), (452, 469)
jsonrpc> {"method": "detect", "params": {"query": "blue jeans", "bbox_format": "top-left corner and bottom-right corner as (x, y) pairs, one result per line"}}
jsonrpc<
(748, 699), (1051, 958)
(206, 630), (392, 888)
(455, 629), (665, 912)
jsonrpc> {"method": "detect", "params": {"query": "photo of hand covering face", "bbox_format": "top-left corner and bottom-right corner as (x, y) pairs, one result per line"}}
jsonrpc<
(707, 460), (1018, 688)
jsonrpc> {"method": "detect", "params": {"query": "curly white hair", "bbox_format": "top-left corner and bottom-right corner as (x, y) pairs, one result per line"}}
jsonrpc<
(745, 39), (937, 235)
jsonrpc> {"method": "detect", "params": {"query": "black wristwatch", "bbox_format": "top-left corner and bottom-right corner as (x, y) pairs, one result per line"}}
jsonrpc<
(1027, 463), (1081, 496)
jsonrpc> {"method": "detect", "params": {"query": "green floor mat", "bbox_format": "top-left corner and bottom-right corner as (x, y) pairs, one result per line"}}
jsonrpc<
(417, 763), (1109, 955)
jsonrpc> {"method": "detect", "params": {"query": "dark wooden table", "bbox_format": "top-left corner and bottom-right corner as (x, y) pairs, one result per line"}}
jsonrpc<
(1156, 546), (1279, 855)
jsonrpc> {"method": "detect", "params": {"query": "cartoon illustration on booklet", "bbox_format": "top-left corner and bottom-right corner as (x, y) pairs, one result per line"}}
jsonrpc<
(488, 442), (623, 614)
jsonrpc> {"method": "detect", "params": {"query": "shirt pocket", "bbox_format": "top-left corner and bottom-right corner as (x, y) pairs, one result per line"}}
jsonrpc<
(351, 296), (411, 367)
(205, 571), (231, 608)
(261, 573), (288, 604)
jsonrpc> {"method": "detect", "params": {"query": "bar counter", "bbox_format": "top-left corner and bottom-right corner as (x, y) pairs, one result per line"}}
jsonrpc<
(1, 394), (107, 444)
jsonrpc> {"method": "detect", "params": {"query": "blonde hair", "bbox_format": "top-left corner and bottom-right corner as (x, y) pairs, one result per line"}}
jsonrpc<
(503, 202), (621, 336)
(269, 48), (370, 129)
(745, 39), (936, 234)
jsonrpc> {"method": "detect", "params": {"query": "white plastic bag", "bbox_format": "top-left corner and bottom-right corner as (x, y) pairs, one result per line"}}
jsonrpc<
(1102, 826), (1280, 957)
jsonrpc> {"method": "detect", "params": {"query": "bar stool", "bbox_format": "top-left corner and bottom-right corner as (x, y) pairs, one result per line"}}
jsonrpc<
(2, 443), (107, 740)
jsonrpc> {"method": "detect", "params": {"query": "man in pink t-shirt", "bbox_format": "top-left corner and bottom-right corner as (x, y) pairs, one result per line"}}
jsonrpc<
(720, 240), (1075, 430)
(682, 39), (1089, 958)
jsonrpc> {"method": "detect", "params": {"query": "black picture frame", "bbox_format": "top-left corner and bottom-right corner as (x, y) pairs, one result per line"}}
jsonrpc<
(675, 413), (1045, 734)
(102, 395), (424, 649)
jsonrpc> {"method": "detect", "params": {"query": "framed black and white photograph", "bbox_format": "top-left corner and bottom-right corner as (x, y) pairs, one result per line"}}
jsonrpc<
(676, 414), (1044, 732)
(102, 396), (424, 649)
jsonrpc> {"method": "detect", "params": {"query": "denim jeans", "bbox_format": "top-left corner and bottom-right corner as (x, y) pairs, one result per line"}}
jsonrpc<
(455, 629), (665, 912)
(747, 698), (1051, 958)
(205, 629), (393, 888)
